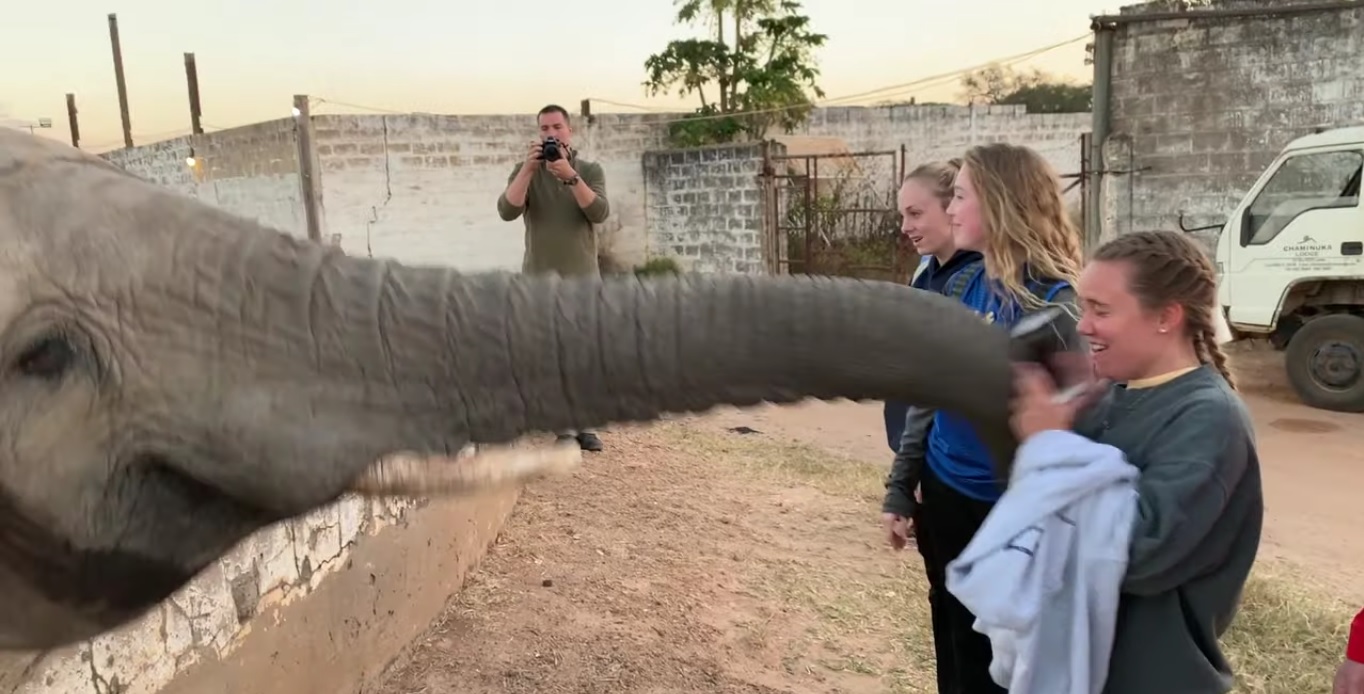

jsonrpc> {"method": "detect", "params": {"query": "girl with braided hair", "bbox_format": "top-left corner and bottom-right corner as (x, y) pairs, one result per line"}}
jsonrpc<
(1009, 229), (1263, 694)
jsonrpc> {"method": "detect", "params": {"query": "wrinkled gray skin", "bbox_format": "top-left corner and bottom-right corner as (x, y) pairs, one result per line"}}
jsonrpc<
(0, 130), (1036, 651)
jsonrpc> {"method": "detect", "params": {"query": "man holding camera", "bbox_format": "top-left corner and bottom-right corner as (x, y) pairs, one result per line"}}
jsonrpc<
(497, 104), (610, 452)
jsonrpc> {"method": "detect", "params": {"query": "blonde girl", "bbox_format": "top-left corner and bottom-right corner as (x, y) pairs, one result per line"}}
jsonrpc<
(913, 142), (1085, 693)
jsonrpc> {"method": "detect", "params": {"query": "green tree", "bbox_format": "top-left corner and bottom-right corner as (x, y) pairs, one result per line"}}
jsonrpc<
(643, 0), (828, 146)
(959, 64), (1092, 114)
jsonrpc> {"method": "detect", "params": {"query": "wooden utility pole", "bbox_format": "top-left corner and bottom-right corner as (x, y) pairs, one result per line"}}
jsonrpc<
(65, 93), (80, 148)
(293, 94), (322, 242)
(107, 13), (133, 148)
(183, 52), (203, 134)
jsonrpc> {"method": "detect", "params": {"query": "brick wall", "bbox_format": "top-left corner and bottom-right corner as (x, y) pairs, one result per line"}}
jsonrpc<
(102, 118), (309, 239)
(642, 141), (780, 274)
(8, 489), (519, 694)
(798, 105), (1088, 188)
(1101, 0), (1364, 245)
(309, 106), (1087, 272)
(103, 105), (1089, 273)
(311, 112), (670, 271)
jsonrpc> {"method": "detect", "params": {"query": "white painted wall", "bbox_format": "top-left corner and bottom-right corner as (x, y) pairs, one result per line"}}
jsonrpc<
(16, 495), (415, 693)
(310, 105), (1090, 271)
(104, 118), (310, 240)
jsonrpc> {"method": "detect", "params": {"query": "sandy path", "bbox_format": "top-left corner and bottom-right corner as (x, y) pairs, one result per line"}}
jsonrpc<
(701, 342), (1364, 603)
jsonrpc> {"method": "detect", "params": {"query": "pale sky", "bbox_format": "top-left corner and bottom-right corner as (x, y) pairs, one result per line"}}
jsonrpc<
(3, 0), (1123, 150)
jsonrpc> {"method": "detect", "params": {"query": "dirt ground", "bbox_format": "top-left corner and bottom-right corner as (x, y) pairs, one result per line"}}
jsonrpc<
(373, 342), (1364, 693)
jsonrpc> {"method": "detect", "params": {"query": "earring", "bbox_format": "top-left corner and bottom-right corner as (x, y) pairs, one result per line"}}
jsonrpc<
(1158, 327), (1168, 334)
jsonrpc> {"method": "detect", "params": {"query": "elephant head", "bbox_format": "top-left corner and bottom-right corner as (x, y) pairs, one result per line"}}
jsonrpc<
(0, 129), (1067, 650)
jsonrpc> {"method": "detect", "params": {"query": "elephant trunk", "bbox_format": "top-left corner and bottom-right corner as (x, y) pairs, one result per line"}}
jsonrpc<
(174, 231), (1018, 516)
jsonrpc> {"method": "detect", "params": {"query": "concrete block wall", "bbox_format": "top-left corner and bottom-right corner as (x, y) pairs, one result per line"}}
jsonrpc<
(311, 112), (670, 271)
(1101, 0), (1364, 245)
(310, 106), (1089, 273)
(4, 495), (385, 692)
(2, 489), (519, 694)
(642, 141), (779, 273)
(102, 119), (310, 239)
(797, 104), (1089, 193)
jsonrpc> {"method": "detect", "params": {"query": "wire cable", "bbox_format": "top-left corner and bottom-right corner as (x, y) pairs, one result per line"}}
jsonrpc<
(585, 32), (1090, 125)
(80, 32), (1091, 150)
(308, 32), (1090, 127)
(311, 97), (412, 115)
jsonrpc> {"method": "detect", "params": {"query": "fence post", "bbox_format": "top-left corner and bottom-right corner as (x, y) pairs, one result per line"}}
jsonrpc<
(292, 94), (324, 243)
(1080, 132), (1092, 255)
(759, 140), (778, 275)
(65, 93), (80, 148)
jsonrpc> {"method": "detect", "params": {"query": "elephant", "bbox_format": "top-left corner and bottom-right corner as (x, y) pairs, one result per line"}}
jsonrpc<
(0, 128), (1077, 651)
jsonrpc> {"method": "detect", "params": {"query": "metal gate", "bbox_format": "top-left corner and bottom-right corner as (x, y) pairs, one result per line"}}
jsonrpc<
(763, 149), (912, 282)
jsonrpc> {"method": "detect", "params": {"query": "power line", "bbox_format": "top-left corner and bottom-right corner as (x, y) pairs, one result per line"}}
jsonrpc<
(78, 32), (1090, 149)
(823, 33), (1089, 104)
(309, 32), (1090, 127)
(838, 49), (1070, 106)
(589, 98), (676, 113)
(84, 126), (195, 151)
(582, 32), (1089, 127)
(311, 97), (411, 115)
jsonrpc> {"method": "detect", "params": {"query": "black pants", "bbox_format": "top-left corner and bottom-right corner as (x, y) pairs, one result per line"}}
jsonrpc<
(914, 465), (1007, 694)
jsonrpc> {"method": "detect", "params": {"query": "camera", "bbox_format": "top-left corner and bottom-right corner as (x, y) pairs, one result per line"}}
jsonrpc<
(541, 136), (563, 162)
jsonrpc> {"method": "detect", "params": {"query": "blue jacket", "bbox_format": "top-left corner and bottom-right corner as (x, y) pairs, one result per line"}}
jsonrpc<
(882, 250), (984, 451)
(925, 265), (1073, 502)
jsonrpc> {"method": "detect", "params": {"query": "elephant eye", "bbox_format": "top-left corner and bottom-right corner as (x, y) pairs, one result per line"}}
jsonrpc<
(15, 335), (76, 380)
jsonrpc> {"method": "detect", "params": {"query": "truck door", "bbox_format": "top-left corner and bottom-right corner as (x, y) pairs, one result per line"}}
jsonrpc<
(1226, 147), (1364, 328)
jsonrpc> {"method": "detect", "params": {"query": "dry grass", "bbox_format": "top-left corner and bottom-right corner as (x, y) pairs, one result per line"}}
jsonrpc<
(1223, 563), (1355, 693)
(656, 420), (1356, 694)
(656, 421), (937, 692)
(378, 419), (1352, 693)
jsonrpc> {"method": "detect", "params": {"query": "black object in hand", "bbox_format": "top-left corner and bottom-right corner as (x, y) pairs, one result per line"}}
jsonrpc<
(1008, 304), (1095, 402)
(541, 137), (562, 162)
(1008, 305), (1072, 365)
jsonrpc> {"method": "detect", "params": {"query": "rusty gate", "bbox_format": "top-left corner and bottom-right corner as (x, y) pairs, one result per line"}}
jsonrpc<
(762, 149), (913, 283)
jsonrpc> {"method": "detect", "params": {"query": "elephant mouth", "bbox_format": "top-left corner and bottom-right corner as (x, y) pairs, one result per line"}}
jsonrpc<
(0, 461), (199, 646)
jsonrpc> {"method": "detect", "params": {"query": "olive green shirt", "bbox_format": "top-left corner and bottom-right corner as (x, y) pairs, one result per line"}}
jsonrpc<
(496, 151), (610, 277)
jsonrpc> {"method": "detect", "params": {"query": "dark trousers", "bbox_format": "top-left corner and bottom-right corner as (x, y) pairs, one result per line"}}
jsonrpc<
(914, 465), (1007, 694)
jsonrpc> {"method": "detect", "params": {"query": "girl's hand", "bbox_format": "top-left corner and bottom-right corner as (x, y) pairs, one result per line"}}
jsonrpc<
(881, 512), (910, 550)
(1010, 361), (1106, 440)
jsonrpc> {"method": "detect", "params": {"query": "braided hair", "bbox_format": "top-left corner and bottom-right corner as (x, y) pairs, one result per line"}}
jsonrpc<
(1091, 230), (1236, 389)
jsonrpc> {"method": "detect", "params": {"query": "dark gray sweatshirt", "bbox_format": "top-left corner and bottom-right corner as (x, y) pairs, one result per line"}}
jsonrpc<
(1074, 365), (1264, 694)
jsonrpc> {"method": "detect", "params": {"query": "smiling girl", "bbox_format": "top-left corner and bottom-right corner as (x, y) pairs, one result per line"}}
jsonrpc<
(881, 159), (983, 553)
(1010, 229), (1262, 694)
(910, 143), (1085, 693)
(882, 159), (982, 454)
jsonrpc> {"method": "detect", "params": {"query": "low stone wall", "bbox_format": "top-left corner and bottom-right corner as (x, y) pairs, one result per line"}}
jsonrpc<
(0, 489), (519, 693)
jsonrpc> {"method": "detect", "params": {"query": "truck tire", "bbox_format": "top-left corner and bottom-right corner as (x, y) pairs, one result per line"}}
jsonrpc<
(1284, 313), (1364, 412)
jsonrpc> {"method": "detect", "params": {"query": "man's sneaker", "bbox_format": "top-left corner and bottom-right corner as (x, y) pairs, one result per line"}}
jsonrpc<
(576, 431), (604, 452)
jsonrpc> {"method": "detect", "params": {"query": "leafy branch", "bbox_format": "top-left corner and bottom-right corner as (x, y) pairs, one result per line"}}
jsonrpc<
(643, 0), (827, 146)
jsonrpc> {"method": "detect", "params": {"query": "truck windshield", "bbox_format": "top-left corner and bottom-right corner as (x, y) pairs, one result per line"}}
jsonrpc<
(1243, 150), (1363, 246)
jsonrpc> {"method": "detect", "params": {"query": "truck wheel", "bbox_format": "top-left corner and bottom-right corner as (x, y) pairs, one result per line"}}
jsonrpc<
(1284, 313), (1364, 412)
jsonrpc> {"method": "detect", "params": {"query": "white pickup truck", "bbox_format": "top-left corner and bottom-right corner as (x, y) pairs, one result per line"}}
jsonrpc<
(1211, 125), (1364, 411)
